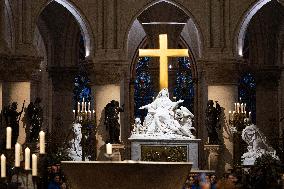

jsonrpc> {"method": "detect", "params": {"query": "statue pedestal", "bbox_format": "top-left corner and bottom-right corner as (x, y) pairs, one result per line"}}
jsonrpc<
(129, 138), (200, 168)
(111, 144), (125, 161)
(204, 145), (222, 176)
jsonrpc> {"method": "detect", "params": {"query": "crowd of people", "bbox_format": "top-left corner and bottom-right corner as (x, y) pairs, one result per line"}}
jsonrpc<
(183, 173), (240, 189)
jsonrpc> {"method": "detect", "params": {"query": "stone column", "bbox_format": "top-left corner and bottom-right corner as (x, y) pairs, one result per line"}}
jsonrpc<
(48, 67), (76, 133)
(255, 66), (281, 147)
(202, 58), (240, 172)
(0, 0), (9, 54)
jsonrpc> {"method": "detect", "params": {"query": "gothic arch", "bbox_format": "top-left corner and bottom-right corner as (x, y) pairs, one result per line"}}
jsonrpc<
(35, 0), (94, 59)
(235, 0), (273, 57)
(125, 0), (204, 60)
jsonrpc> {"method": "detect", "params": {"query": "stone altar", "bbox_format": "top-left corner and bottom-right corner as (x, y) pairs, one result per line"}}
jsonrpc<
(129, 138), (200, 168)
(61, 161), (192, 189)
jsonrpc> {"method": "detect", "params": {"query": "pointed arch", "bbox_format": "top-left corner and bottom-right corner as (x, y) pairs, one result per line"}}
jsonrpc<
(4, 0), (15, 50)
(235, 0), (272, 57)
(125, 0), (204, 59)
(36, 0), (94, 58)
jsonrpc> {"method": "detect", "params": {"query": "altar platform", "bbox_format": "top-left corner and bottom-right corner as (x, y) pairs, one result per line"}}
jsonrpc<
(61, 161), (192, 189)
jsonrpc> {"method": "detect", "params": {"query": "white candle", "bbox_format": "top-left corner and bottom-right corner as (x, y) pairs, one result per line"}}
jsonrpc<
(234, 103), (237, 111)
(73, 110), (75, 119)
(25, 147), (31, 170)
(32, 154), (37, 176)
(82, 98), (85, 112)
(15, 143), (21, 167)
(241, 103), (243, 113)
(6, 127), (12, 149)
(1, 154), (6, 178)
(106, 143), (112, 155)
(77, 102), (80, 112)
(229, 111), (231, 121)
(88, 102), (91, 111)
(39, 131), (45, 154)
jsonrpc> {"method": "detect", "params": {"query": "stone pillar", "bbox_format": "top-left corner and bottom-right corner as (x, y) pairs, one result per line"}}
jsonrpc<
(49, 67), (76, 133)
(255, 66), (281, 147)
(0, 0), (9, 54)
(15, 0), (37, 56)
(203, 59), (240, 172)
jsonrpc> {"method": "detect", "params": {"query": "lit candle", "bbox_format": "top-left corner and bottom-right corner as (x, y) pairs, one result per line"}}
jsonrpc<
(6, 127), (12, 149)
(241, 103), (243, 113)
(88, 102), (91, 111)
(234, 103), (237, 112)
(32, 154), (37, 176)
(25, 147), (30, 170)
(237, 103), (240, 113)
(39, 131), (45, 154)
(73, 110), (75, 119)
(249, 111), (252, 121)
(1, 154), (6, 178)
(77, 102), (80, 112)
(82, 98), (85, 112)
(106, 143), (112, 155)
(15, 143), (21, 167)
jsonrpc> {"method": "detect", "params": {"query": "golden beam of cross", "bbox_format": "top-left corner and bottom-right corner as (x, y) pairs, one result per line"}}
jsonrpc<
(139, 34), (189, 90)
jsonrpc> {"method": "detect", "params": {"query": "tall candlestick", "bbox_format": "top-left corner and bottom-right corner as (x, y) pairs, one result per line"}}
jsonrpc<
(15, 143), (21, 167)
(106, 143), (112, 155)
(32, 154), (37, 176)
(1, 154), (6, 178)
(6, 127), (11, 149)
(25, 147), (31, 170)
(39, 131), (45, 154)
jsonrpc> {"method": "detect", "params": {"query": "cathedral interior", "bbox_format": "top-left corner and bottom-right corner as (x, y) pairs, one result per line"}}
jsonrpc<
(1, 0), (284, 188)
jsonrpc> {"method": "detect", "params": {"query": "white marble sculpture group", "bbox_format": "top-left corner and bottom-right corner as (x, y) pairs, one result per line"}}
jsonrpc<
(130, 88), (196, 139)
(241, 123), (278, 165)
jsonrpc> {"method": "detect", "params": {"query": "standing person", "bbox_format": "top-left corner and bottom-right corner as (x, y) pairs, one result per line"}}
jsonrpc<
(210, 174), (218, 189)
(48, 174), (61, 189)
(216, 173), (238, 189)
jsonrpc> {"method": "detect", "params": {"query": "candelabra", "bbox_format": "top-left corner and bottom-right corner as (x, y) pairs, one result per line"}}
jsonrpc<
(228, 101), (251, 133)
(228, 100), (252, 165)
(72, 98), (97, 161)
(73, 98), (95, 123)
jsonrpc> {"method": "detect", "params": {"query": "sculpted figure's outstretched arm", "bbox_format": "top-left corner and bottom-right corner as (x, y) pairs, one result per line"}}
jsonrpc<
(171, 100), (184, 110)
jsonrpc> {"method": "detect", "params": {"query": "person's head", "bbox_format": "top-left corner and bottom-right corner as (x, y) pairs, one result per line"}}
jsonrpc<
(53, 174), (60, 184)
(188, 176), (195, 186)
(210, 174), (217, 183)
(227, 173), (237, 184)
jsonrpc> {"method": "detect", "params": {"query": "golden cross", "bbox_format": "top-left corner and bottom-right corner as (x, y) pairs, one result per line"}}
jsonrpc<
(139, 34), (189, 90)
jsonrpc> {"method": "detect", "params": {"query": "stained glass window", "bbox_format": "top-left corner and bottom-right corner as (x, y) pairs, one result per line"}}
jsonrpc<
(173, 57), (194, 112)
(134, 57), (155, 121)
(238, 73), (256, 124)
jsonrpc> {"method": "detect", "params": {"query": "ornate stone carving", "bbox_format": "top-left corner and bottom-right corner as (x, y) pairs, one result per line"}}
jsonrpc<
(129, 88), (196, 139)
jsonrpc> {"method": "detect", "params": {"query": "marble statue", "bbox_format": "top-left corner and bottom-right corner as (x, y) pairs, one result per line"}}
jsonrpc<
(130, 88), (195, 139)
(241, 124), (278, 165)
(68, 123), (84, 161)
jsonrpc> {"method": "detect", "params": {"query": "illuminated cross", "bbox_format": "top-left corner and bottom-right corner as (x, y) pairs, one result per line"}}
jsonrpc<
(139, 34), (189, 90)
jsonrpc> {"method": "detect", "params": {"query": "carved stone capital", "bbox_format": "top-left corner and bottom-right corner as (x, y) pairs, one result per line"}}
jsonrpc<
(48, 66), (77, 91)
(199, 58), (244, 85)
(253, 65), (281, 89)
(88, 60), (128, 85)
(0, 55), (42, 81)
(204, 144), (222, 154)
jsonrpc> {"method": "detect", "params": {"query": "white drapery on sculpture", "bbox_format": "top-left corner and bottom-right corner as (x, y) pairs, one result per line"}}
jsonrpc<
(241, 123), (278, 165)
(130, 88), (195, 139)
